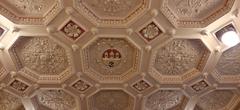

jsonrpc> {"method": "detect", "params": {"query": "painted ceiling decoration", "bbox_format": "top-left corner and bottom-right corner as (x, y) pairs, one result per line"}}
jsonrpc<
(0, 0), (240, 110)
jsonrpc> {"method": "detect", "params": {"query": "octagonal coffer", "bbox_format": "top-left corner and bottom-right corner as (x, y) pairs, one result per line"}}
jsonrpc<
(154, 39), (209, 75)
(88, 90), (134, 110)
(0, 0), (62, 24)
(82, 37), (140, 83)
(194, 90), (237, 110)
(36, 90), (76, 110)
(216, 43), (240, 75)
(144, 90), (188, 110)
(9, 37), (72, 83)
(149, 39), (210, 83)
(74, 0), (149, 26)
(161, 0), (235, 28)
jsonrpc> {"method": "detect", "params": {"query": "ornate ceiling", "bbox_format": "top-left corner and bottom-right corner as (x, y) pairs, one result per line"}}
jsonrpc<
(0, 0), (240, 110)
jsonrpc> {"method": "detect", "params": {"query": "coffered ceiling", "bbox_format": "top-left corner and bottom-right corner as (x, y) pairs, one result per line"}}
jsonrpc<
(0, 0), (240, 110)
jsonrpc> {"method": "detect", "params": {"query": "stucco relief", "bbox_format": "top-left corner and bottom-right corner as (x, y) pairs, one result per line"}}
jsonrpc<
(37, 90), (76, 110)
(144, 90), (187, 110)
(0, 91), (25, 110)
(216, 43), (240, 75)
(195, 90), (234, 110)
(154, 39), (208, 76)
(168, 0), (225, 20)
(74, 0), (149, 26)
(11, 37), (69, 75)
(0, 0), (62, 24)
(7, 0), (53, 15)
(82, 0), (141, 17)
(89, 90), (134, 110)
(161, 0), (235, 27)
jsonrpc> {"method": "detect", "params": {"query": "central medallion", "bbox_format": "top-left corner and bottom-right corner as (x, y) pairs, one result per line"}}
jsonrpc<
(102, 48), (122, 68)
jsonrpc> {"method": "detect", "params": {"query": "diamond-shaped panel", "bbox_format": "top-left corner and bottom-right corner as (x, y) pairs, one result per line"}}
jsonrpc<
(191, 80), (209, 92)
(139, 21), (163, 42)
(71, 79), (91, 93)
(132, 79), (151, 92)
(60, 20), (85, 41)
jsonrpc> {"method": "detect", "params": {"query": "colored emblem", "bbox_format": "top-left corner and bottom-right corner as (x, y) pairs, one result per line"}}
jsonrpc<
(102, 48), (121, 68)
